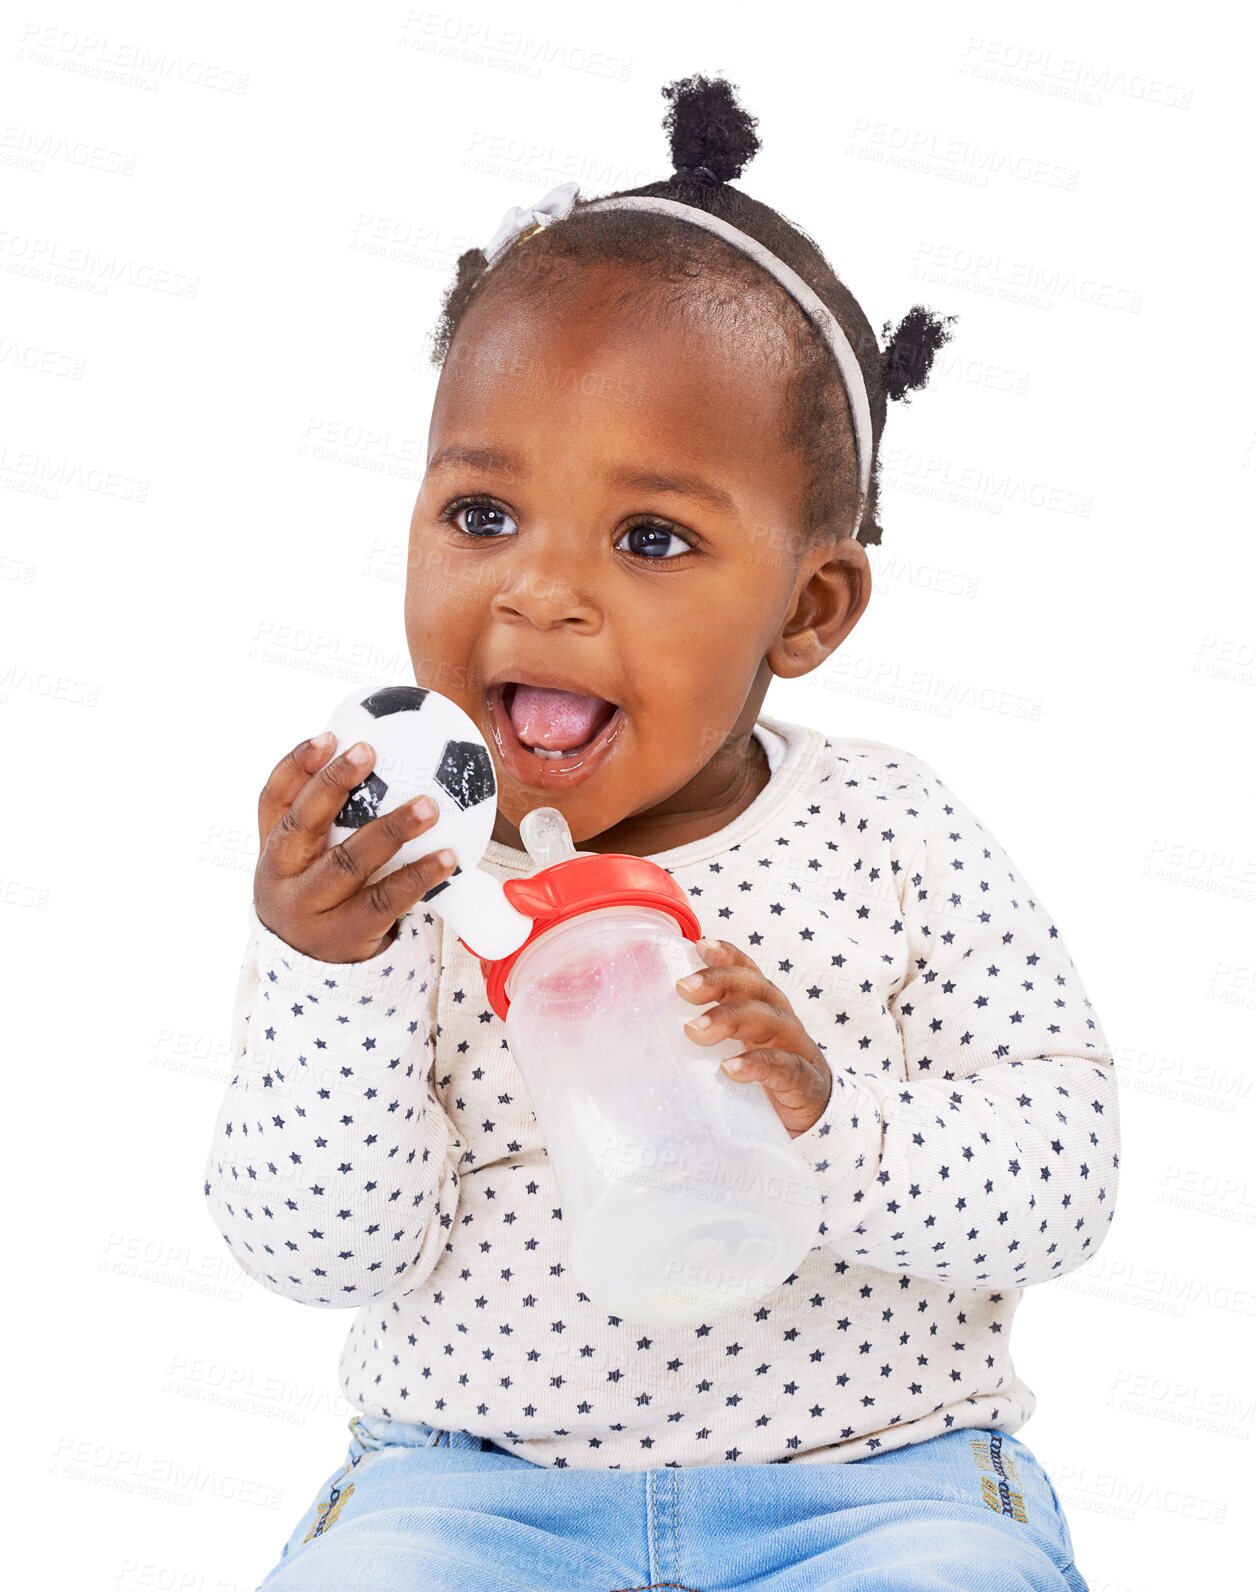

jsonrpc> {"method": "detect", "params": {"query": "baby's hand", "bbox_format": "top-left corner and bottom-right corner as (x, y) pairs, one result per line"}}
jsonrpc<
(675, 939), (832, 1137)
(253, 733), (457, 963)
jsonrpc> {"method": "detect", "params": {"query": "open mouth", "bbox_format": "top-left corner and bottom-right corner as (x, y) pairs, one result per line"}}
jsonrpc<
(487, 681), (626, 770)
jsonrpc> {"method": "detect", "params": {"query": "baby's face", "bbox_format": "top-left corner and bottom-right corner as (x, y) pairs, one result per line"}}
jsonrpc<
(405, 263), (868, 852)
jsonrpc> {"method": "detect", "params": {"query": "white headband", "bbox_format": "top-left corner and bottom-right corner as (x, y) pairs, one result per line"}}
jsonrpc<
(481, 178), (872, 536)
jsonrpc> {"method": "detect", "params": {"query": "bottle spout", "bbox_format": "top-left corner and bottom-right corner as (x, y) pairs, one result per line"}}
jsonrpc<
(519, 806), (581, 870)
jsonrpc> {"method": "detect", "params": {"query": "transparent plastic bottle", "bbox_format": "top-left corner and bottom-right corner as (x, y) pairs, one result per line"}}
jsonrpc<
(317, 680), (823, 1325)
(476, 809), (824, 1327)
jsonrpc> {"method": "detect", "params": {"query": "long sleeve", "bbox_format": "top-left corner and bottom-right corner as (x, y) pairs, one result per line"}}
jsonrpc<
(791, 756), (1120, 1290)
(202, 901), (463, 1308)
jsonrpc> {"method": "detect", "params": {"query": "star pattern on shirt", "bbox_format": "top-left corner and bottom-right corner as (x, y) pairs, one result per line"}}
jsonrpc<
(204, 725), (1118, 1470)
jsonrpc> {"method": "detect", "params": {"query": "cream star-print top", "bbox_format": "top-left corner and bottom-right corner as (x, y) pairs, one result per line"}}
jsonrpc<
(203, 714), (1120, 1469)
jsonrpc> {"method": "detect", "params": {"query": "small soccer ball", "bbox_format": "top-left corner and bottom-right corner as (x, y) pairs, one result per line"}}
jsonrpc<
(322, 683), (497, 894)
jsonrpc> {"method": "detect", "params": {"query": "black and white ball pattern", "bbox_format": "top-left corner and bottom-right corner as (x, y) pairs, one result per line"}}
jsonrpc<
(323, 684), (496, 896)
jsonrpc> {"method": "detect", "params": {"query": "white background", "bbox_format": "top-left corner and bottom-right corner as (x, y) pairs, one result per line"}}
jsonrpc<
(3, 2), (1253, 1587)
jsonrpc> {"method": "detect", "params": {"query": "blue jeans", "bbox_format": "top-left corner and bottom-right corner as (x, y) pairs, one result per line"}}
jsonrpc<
(256, 1415), (1089, 1591)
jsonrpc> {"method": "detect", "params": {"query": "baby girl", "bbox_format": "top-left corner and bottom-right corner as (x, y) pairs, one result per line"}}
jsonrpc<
(205, 71), (1118, 1592)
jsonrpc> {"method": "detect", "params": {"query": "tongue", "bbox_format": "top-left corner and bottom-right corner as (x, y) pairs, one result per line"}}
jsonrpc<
(510, 684), (615, 753)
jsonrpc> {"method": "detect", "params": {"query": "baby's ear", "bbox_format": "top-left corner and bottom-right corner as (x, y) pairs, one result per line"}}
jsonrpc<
(880, 306), (958, 403)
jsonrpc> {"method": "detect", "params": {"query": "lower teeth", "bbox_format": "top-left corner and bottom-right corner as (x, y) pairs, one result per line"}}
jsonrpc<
(527, 728), (609, 758)
(511, 704), (617, 760)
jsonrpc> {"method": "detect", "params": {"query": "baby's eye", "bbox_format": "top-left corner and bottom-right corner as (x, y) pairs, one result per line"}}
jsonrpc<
(443, 499), (517, 538)
(617, 521), (692, 561)
(442, 499), (694, 562)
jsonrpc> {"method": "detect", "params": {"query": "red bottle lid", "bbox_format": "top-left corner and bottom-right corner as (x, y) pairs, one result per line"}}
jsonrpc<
(459, 853), (701, 1022)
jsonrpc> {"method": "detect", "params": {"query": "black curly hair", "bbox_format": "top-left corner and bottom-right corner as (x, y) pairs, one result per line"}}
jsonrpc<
(426, 72), (956, 551)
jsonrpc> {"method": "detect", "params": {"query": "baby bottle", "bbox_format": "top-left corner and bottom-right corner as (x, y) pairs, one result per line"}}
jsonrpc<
(472, 808), (824, 1328)
(316, 681), (823, 1328)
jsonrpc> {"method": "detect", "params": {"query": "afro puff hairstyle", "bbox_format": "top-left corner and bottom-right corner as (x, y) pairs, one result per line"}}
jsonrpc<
(427, 72), (956, 551)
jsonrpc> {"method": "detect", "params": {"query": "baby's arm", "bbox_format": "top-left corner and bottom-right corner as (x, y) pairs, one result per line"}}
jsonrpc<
(202, 902), (462, 1307)
(793, 758), (1119, 1290)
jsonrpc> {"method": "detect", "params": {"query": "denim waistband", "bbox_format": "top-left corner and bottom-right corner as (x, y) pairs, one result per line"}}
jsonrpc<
(349, 1413), (495, 1453)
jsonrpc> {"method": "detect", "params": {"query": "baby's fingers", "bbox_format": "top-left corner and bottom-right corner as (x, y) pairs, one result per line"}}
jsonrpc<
(676, 961), (767, 1008)
(683, 997), (787, 1051)
(258, 733), (338, 851)
(323, 842), (458, 952)
(261, 736), (376, 876)
(721, 1047), (833, 1130)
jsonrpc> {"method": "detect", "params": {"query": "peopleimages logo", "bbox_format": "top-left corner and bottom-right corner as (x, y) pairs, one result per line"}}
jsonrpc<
(595, 1137), (822, 1212)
